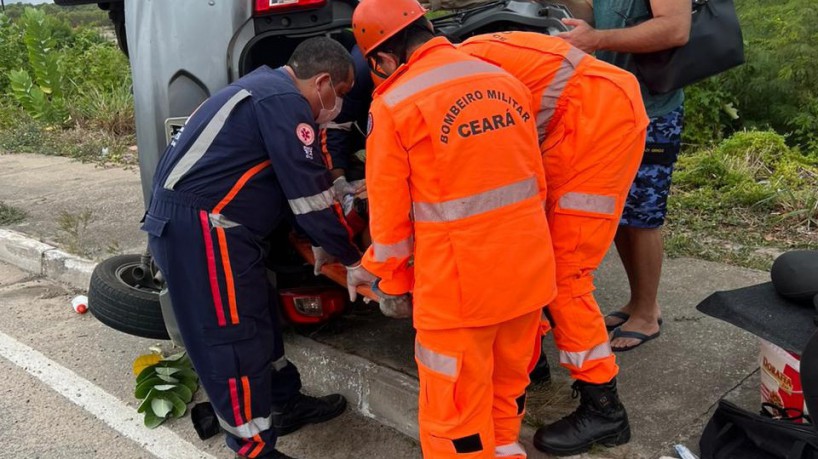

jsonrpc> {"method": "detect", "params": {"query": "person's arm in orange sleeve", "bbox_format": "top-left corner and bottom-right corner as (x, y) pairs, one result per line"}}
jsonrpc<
(361, 101), (414, 295)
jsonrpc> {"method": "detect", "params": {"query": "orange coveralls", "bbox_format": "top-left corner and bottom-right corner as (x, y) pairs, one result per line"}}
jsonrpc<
(461, 32), (649, 384)
(362, 37), (557, 458)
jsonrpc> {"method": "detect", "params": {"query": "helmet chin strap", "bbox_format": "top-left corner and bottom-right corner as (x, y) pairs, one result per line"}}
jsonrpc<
(373, 27), (413, 78)
(371, 65), (391, 80)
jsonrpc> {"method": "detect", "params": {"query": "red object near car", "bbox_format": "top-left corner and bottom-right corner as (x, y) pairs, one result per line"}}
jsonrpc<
(279, 287), (347, 325)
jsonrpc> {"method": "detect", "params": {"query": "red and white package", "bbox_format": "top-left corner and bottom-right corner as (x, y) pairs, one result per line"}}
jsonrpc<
(760, 338), (808, 422)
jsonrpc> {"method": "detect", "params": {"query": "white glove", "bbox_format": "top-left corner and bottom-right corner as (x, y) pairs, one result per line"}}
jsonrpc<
(311, 246), (336, 276)
(379, 294), (413, 318)
(345, 263), (377, 302)
(332, 176), (364, 199)
(373, 280), (412, 318)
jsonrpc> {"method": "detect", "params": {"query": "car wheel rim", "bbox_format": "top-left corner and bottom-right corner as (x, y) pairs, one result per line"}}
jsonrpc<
(115, 262), (162, 294)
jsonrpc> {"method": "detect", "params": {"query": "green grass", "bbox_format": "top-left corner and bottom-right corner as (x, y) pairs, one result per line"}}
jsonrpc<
(665, 130), (818, 270)
(0, 119), (137, 166)
(0, 202), (26, 225)
(425, 9), (450, 19)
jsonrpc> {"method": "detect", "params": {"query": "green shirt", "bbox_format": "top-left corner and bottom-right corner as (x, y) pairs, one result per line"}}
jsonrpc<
(592, 0), (684, 118)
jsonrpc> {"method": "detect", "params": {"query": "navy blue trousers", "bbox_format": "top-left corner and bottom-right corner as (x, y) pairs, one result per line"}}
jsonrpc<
(143, 189), (301, 458)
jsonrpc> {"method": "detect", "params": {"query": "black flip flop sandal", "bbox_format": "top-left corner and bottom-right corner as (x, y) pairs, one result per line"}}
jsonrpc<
(610, 327), (661, 352)
(604, 312), (664, 331)
(605, 311), (631, 331)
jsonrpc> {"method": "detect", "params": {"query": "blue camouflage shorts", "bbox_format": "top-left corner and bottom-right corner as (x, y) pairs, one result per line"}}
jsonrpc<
(620, 105), (684, 229)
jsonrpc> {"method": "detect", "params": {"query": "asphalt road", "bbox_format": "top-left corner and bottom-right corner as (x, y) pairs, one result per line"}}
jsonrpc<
(0, 261), (420, 459)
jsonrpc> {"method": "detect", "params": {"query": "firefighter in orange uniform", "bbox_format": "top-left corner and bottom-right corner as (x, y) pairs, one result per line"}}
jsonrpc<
(350, 1), (557, 457)
(460, 32), (648, 456)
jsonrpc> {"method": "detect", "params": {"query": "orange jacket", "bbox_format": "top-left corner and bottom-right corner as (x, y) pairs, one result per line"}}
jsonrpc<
(362, 37), (557, 330)
(460, 32), (649, 199)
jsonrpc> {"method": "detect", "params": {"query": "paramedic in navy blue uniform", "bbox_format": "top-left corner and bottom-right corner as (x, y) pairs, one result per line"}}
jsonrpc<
(141, 37), (376, 459)
(321, 44), (373, 193)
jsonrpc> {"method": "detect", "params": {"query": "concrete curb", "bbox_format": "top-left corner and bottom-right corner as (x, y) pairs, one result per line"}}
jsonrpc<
(43, 249), (96, 290)
(0, 229), (93, 290)
(0, 229), (56, 276)
(285, 334), (420, 439)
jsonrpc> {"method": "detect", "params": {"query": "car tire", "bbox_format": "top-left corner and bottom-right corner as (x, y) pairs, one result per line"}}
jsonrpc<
(88, 254), (170, 340)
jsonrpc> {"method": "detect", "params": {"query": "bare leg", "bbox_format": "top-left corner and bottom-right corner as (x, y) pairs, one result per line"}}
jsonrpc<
(610, 226), (662, 349)
(605, 228), (634, 328)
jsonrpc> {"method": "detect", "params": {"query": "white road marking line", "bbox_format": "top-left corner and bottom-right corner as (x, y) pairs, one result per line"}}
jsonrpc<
(0, 330), (217, 459)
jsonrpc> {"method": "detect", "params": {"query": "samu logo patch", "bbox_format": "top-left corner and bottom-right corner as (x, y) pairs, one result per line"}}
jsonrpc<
(296, 123), (315, 145)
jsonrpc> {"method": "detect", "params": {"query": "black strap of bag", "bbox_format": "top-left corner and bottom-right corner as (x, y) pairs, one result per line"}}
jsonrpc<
(632, 0), (745, 94)
(762, 403), (813, 424)
(700, 400), (818, 459)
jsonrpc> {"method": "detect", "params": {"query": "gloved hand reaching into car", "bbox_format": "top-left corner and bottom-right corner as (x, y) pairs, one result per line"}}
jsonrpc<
(373, 280), (413, 319)
(311, 246), (337, 276)
(345, 262), (377, 302)
(314, 249), (410, 315)
(332, 176), (366, 199)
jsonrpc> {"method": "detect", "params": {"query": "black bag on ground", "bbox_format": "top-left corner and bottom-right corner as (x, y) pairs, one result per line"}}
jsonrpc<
(700, 399), (818, 459)
(633, 0), (745, 94)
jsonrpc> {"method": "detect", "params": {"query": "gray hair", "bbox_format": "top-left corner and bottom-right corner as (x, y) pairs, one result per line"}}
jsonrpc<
(288, 37), (354, 84)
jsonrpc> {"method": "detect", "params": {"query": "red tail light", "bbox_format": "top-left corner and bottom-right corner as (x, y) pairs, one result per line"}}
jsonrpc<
(254, 0), (327, 15)
(279, 288), (346, 325)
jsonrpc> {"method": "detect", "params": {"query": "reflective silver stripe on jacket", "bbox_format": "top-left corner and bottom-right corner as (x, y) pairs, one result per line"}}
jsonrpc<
(217, 414), (273, 439)
(536, 47), (586, 143)
(163, 89), (252, 190)
(559, 341), (613, 368)
(208, 213), (241, 229)
(558, 192), (617, 216)
(415, 341), (458, 378)
(383, 61), (506, 107)
(372, 236), (414, 262)
(413, 177), (538, 223)
(495, 442), (526, 457)
(288, 189), (335, 216)
(325, 121), (354, 131)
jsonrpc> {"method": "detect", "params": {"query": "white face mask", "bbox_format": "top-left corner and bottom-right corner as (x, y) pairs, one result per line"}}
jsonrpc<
(316, 78), (343, 126)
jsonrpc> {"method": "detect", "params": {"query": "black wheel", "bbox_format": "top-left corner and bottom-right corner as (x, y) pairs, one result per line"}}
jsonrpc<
(88, 254), (169, 340)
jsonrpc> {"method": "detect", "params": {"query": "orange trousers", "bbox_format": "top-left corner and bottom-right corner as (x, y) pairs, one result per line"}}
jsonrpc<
(542, 118), (647, 384)
(415, 310), (541, 458)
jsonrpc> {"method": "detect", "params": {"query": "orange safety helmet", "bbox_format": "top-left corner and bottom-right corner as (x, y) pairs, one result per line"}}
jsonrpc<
(352, 0), (427, 57)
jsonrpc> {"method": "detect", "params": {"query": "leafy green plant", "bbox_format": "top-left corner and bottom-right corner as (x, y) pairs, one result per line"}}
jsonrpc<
(677, 0), (818, 155)
(720, 0), (818, 153)
(134, 352), (200, 429)
(0, 95), (27, 130)
(8, 8), (68, 124)
(683, 77), (740, 147)
(65, 41), (131, 95)
(0, 13), (26, 92)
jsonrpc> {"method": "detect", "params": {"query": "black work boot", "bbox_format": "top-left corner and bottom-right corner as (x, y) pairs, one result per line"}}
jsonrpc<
(533, 378), (630, 456)
(529, 338), (551, 385)
(272, 393), (347, 436)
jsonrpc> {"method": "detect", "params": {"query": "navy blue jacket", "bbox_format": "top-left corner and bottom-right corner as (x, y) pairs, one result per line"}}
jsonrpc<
(151, 66), (360, 265)
(321, 46), (373, 174)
